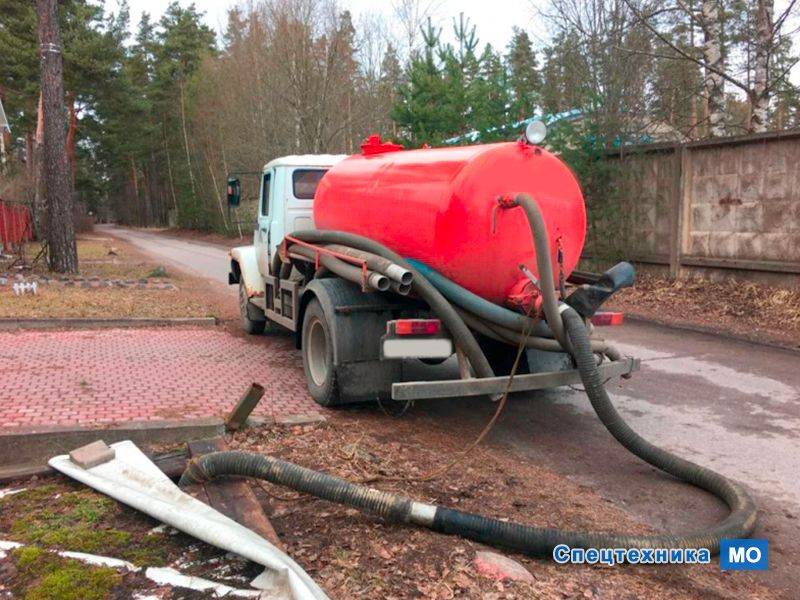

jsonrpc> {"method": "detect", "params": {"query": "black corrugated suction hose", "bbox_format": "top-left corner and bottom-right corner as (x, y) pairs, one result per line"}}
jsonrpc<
(180, 306), (756, 555)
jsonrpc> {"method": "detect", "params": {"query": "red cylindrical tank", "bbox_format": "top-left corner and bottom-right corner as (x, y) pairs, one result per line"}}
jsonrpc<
(313, 136), (586, 307)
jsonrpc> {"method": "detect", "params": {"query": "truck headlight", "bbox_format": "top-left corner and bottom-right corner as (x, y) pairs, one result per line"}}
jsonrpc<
(524, 120), (547, 145)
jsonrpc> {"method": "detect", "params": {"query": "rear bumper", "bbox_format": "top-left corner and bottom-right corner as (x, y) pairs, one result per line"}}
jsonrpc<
(391, 357), (640, 401)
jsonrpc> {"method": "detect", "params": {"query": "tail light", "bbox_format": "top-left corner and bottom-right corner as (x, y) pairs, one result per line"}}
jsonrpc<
(591, 312), (624, 326)
(393, 319), (441, 335)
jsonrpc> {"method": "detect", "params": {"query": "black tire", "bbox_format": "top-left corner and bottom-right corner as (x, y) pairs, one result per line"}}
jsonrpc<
(239, 280), (266, 335)
(301, 298), (340, 407)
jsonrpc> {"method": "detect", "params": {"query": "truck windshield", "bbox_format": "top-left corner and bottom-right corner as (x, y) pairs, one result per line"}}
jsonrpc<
(292, 169), (327, 200)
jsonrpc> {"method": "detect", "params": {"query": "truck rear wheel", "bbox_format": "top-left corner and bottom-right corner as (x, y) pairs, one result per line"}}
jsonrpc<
(239, 280), (266, 335)
(301, 298), (340, 406)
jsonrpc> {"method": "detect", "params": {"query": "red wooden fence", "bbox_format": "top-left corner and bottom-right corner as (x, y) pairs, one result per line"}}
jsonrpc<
(0, 199), (33, 252)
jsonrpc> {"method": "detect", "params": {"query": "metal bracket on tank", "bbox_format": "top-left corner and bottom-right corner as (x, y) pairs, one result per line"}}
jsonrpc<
(491, 194), (519, 234)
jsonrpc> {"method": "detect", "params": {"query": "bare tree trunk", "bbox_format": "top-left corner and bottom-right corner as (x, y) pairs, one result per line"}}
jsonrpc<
(178, 79), (197, 198)
(162, 122), (178, 211)
(688, 2), (698, 139)
(751, 0), (773, 132)
(37, 0), (77, 273)
(203, 147), (228, 229)
(702, 0), (726, 137)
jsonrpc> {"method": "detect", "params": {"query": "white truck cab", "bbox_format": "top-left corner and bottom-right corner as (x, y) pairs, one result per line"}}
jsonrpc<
(229, 154), (346, 328)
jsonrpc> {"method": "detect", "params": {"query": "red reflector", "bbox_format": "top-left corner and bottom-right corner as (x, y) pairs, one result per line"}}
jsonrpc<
(591, 312), (624, 326)
(395, 319), (441, 335)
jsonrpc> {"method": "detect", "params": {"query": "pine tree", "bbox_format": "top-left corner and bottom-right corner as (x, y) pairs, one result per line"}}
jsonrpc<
(540, 31), (591, 116)
(471, 44), (511, 141)
(392, 19), (449, 147)
(151, 2), (215, 227)
(378, 43), (403, 137)
(37, 0), (77, 272)
(506, 28), (540, 121)
(0, 0), (39, 134)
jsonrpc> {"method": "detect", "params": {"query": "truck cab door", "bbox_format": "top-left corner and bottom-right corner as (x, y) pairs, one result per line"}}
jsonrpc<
(255, 170), (272, 276)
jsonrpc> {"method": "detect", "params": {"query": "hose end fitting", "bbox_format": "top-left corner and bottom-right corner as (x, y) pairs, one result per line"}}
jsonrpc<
(496, 194), (519, 209)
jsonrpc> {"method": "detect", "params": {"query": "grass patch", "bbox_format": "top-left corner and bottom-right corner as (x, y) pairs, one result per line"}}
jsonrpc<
(0, 285), (214, 319)
(0, 234), (226, 319)
(3, 486), (170, 566)
(11, 547), (121, 600)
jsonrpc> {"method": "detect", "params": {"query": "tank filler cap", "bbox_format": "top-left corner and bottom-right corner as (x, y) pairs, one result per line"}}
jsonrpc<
(360, 134), (404, 156)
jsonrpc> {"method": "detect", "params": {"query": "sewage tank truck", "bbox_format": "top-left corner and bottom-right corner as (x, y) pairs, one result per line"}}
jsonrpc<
(227, 127), (639, 406)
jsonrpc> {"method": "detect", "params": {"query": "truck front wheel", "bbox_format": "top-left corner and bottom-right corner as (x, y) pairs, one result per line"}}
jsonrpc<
(239, 280), (266, 335)
(301, 299), (340, 406)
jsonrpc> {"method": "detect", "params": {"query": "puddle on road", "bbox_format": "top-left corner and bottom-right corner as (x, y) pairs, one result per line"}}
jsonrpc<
(612, 342), (799, 404)
(552, 389), (800, 510)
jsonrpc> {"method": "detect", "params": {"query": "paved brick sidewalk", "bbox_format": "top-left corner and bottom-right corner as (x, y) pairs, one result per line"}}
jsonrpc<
(0, 327), (323, 428)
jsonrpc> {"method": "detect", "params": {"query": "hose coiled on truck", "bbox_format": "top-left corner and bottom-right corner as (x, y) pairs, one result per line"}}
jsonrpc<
(290, 229), (495, 381)
(195, 195), (758, 557)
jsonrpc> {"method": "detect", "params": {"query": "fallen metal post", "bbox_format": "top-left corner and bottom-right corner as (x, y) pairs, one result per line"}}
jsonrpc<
(225, 383), (265, 432)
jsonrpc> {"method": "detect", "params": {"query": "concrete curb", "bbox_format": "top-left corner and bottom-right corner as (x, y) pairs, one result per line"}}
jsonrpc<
(0, 317), (217, 331)
(0, 414), (326, 483)
(625, 313), (800, 355)
(0, 418), (225, 470)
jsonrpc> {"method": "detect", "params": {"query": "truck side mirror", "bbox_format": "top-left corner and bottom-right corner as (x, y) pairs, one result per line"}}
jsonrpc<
(227, 177), (241, 207)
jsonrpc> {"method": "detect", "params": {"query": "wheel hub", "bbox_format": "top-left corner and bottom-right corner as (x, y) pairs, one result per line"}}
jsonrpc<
(307, 318), (329, 386)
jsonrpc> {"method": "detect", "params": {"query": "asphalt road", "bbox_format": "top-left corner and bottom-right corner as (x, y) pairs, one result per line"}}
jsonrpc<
(98, 225), (237, 295)
(104, 225), (799, 589)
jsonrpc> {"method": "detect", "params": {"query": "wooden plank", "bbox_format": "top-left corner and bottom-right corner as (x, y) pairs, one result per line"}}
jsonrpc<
(670, 145), (688, 278)
(188, 438), (284, 550)
(680, 255), (800, 275)
(677, 144), (693, 279)
(150, 450), (189, 480)
(225, 383), (265, 432)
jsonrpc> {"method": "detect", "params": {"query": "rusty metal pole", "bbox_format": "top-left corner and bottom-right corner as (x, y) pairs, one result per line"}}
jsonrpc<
(225, 383), (266, 432)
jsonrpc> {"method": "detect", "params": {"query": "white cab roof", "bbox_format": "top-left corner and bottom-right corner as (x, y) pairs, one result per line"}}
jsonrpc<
(263, 154), (348, 171)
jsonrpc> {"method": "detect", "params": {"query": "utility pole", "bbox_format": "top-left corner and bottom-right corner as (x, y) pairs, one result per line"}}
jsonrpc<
(37, 0), (78, 273)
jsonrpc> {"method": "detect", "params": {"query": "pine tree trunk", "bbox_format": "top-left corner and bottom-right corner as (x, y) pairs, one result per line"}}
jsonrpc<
(37, 0), (77, 273)
(701, 0), (726, 137)
(66, 91), (77, 190)
(751, 0), (773, 132)
(30, 94), (46, 238)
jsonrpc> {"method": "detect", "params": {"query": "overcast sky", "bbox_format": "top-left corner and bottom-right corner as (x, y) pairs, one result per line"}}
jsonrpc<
(108, 0), (547, 52)
(107, 0), (798, 85)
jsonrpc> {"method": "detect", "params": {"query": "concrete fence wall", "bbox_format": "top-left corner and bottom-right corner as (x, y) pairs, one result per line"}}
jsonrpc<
(596, 129), (800, 286)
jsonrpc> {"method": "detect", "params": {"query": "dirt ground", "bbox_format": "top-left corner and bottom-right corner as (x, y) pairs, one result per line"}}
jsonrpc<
(0, 230), (789, 597)
(606, 272), (800, 350)
(0, 414), (780, 599)
(0, 235), (232, 320)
